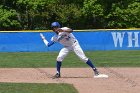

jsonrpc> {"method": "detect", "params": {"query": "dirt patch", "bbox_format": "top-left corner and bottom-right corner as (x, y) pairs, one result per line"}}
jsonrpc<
(0, 68), (139, 93)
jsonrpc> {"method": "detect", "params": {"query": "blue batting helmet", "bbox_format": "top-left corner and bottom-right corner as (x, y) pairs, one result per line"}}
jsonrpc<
(51, 22), (61, 28)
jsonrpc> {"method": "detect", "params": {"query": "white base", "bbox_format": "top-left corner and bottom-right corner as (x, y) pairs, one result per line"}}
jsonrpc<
(94, 74), (109, 78)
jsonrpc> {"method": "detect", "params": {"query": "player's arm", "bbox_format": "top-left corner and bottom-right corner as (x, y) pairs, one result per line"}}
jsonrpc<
(64, 28), (73, 33)
(57, 27), (73, 33)
(40, 33), (55, 47)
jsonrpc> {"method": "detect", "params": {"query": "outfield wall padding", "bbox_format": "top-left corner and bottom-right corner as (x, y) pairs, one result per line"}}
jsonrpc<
(0, 30), (140, 52)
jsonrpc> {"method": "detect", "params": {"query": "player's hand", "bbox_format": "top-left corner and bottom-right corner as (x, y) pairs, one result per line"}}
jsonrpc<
(40, 33), (49, 46)
(40, 33), (45, 40)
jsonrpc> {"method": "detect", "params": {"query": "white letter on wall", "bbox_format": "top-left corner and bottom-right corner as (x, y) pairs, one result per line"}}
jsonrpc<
(127, 32), (139, 47)
(111, 32), (125, 47)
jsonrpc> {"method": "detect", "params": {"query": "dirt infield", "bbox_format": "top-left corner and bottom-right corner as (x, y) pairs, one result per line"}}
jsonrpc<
(0, 68), (139, 93)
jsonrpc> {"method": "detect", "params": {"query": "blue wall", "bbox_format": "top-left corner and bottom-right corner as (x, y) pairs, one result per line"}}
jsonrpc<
(0, 30), (140, 52)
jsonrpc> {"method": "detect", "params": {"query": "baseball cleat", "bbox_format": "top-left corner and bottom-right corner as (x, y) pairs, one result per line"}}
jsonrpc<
(94, 74), (109, 78)
(52, 73), (61, 79)
(94, 69), (100, 76)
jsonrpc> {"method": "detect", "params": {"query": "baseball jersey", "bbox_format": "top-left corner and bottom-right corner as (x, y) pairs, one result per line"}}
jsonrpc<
(51, 27), (77, 47)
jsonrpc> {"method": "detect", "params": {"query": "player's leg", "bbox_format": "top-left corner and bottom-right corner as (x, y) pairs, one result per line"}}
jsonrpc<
(73, 42), (99, 75)
(53, 47), (70, 78)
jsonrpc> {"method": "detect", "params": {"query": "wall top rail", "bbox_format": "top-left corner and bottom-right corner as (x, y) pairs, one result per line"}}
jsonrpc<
(0, 28), (140, 33)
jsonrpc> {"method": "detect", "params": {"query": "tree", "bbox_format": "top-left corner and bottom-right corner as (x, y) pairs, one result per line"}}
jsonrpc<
(0, 0), (139, 30)
(107, 0), (140, 28)
(15, 0), (48, 29)
(82, 0), (104, 28)
(0, 5), (21, 30)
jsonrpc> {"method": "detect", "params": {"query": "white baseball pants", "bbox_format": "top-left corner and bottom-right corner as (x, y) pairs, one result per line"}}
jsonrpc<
(57, 41), (88, 62)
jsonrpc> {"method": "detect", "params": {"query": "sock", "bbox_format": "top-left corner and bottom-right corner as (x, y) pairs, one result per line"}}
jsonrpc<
(56, 61), (62, 74)
(86, 59), (97, 71)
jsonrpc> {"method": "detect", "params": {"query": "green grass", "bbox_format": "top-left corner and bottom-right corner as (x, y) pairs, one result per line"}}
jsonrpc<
(0, 50), (140, 67)
(0, 83), (78, 93)
(0, 51), (139, 93)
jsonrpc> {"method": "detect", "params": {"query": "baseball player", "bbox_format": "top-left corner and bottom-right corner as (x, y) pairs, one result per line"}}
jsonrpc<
(40, 22), (107, 78)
